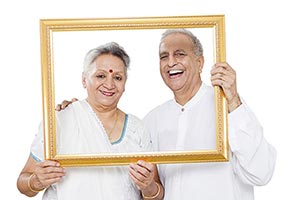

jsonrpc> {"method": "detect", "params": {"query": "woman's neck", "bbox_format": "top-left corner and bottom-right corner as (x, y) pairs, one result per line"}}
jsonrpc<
(85, 98), (118, 119)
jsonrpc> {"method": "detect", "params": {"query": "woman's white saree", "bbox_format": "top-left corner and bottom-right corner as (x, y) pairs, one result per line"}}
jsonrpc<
(31, 100), (152, 200)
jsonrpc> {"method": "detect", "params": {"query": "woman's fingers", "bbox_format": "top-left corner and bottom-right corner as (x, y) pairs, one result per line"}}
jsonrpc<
(34, 160), (65, 187)
(129, 160), (155, 190)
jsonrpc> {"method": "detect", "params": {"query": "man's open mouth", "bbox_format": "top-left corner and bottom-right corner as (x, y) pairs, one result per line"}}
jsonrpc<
(168, 69), (184, 77)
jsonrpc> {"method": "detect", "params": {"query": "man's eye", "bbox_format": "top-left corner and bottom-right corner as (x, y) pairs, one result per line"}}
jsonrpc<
(160, 55), (168, 60)
(175, 52), (186, 58)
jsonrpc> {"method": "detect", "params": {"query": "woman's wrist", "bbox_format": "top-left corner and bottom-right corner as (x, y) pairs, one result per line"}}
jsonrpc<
(142, 182), (161, 199)
(27, 173), (45, 193)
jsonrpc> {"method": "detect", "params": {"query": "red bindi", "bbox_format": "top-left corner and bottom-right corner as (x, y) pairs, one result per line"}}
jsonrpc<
(109, 69), (113, 73)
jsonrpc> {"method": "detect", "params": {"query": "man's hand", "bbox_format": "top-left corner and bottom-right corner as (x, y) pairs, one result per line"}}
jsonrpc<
(210, 62), (242, 112)
(55, 98), (78, 111)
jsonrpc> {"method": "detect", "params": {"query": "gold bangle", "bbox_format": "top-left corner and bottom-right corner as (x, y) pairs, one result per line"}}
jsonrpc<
(142, 182), (161, 199)
(27, 173), (44, 193)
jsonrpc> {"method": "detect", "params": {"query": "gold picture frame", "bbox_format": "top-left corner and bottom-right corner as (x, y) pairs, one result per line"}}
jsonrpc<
(40, 15), (228, 167)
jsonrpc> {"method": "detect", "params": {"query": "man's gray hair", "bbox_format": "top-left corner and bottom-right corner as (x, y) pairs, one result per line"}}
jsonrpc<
(160, 29), (203, 57)
(83, 42), (130, 77)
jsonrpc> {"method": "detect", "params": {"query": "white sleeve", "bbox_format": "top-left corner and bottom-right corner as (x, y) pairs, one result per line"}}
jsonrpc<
(228, 99), (276, 186)
(143, 109), (159, 152)
(140, 125), (153, 152)
(132, 114), (153, 152)
(30, 121), (44, 162)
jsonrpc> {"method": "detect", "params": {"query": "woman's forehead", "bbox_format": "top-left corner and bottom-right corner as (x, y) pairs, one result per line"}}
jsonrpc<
(94, 55), (125, 70)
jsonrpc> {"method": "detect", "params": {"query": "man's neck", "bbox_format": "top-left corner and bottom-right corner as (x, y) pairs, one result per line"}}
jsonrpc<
(174, 80), (202, 106)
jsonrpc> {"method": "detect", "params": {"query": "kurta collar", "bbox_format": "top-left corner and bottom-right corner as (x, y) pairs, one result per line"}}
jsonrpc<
(173, 83), (208, 112)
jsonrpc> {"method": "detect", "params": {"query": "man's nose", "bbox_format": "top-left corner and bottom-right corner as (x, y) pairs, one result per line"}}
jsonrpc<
(167, 56), (177, 67)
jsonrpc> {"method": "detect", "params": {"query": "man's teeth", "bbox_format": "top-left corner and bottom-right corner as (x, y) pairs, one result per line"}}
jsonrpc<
(169, 70), (183, 75)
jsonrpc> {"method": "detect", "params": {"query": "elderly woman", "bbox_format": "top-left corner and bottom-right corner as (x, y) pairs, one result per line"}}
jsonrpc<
(17, 42), (164, 200)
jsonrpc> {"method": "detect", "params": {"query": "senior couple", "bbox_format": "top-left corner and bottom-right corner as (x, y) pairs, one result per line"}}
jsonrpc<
(17, 29), (276, 200)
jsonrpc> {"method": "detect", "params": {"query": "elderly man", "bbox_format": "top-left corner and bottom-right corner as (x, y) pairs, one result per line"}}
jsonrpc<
(142, 29), (276, 200)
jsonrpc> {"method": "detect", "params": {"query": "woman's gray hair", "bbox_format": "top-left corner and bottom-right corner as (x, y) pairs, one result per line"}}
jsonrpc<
(83, 42), (130, 77)
(160, 29), (203, 57)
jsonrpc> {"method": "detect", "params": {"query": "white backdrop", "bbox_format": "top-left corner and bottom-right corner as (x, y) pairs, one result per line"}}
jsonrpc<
(53, 27), (214, 117)
(1, 0), (299, 199)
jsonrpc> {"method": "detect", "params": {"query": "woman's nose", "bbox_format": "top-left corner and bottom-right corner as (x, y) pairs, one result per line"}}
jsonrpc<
(103, 77), (115, 89)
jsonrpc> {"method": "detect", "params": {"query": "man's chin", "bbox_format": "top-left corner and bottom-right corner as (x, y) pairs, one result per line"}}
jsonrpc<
(167, 84), (184, 93)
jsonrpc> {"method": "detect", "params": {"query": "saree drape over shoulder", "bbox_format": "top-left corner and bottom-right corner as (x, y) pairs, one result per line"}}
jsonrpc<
(31, 100), (152, 200)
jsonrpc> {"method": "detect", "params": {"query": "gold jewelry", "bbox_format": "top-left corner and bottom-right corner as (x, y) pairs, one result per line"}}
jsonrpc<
(107, 109), (119, 139)
(142, 182), (161, 199)
(27, 173), (44, 193)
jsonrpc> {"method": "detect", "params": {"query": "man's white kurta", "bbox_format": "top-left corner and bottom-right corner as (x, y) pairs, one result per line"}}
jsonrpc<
(143, 83), (276, 200)
(31, 100), (152, 200)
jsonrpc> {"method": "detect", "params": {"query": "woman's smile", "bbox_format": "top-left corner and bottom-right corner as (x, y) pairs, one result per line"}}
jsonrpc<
(100, 90), (115, 97)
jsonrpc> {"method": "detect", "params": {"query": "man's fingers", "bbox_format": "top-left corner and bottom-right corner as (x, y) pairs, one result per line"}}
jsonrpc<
(55, 104), (62, 111)
(55, 98), (78, 111)
(71, 98), (78, 102)
(61, 100), (71, 108)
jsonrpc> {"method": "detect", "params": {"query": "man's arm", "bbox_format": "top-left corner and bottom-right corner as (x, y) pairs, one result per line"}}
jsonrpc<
(228, 102), (276, 185)
(211, 62), (276, 185)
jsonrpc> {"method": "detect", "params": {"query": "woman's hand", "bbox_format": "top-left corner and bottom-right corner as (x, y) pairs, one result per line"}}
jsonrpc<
(129, 160), (163, 199)
(17, 156), (66, 196)
(129, 160), (155, 190)
(31, 160), (66, 190)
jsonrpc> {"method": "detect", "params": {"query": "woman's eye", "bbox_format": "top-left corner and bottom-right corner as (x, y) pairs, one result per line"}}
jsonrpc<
(96, 74), (105, 79)
(114, 76), (122, 81)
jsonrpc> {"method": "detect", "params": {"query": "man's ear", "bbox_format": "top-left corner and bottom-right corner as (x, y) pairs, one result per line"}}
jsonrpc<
(82, 72), (87, 88)
(198, 55), (204, 73)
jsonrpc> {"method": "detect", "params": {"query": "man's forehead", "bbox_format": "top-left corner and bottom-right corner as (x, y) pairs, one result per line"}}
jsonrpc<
(159, 34), (193, 53)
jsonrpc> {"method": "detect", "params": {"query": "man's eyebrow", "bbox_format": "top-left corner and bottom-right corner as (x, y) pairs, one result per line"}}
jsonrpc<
(174, 49), (186, 53)
(159, 51), (168, 56)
